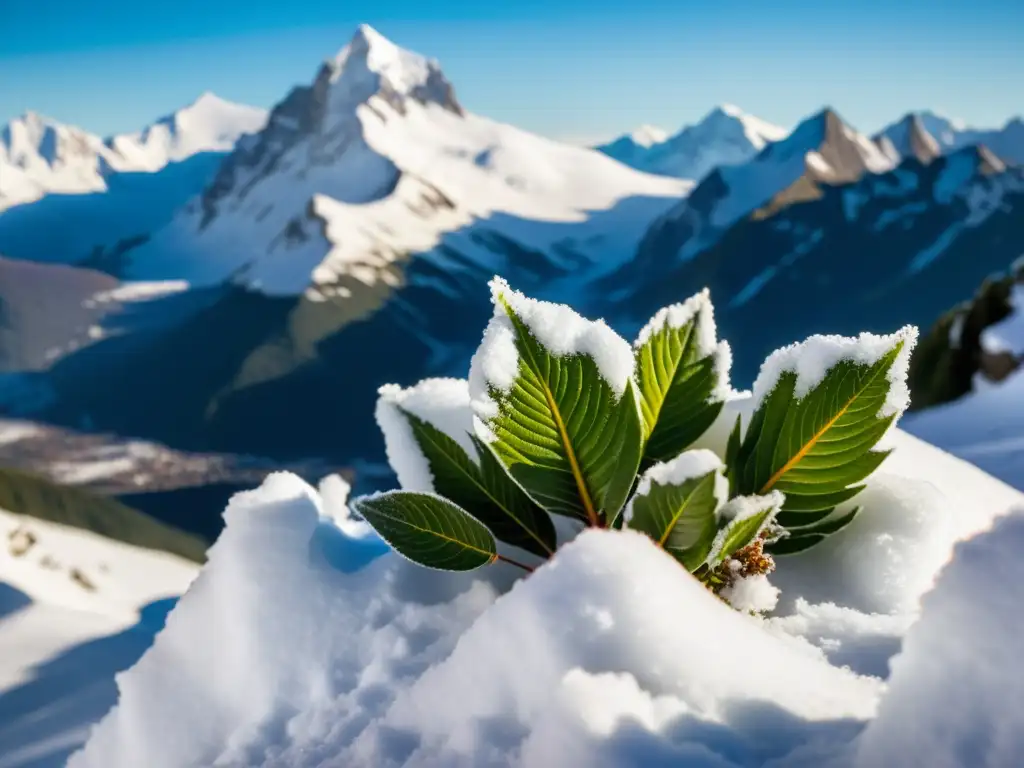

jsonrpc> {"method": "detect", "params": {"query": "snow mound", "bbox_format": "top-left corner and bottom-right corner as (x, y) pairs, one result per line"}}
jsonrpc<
(69, 481), (881, 767)
(68, 400), (1024, 766)
(856, 509), (1024, 768)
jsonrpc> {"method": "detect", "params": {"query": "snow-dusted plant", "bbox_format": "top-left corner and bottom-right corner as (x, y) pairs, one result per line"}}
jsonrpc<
(351, 276), (917, 595)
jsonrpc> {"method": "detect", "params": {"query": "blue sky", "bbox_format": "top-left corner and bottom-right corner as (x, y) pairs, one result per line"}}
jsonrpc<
(2, 0), (1021, 143)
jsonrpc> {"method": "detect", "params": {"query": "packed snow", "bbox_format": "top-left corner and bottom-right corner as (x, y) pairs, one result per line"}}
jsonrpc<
(62, 384), (1024, 766)
(855, 511), (1024, 768)
(751, 325), (918, 418)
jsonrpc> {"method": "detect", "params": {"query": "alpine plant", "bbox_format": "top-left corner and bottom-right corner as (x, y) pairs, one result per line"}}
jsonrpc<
(352, 276), (918, 605)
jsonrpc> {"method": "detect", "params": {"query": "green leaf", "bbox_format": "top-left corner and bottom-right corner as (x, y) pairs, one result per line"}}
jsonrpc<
(398, 408), (556, 558)
(634, 292), (729, 469)
(733, 328), (916, 536)
(474, 282), (644, 525)
(706, 492), (784, 566)
(768, 507), (861, 556)
(724, 413), (742, 497)
(624, 454), (724, 571)
(350, 491), (497, 571)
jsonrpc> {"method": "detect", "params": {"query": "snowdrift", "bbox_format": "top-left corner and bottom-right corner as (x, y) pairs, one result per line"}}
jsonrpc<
(69, 418), (1024, 767)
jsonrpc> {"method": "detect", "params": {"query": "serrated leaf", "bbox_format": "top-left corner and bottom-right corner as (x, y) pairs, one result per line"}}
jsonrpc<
(625, 465), (722, 571)
(475, 288), (644, 526)
(634, 294), (728, 468)
(399, 408), (556, 557)
(351, 491), (497, 572)
(768, 507), (861, 556)
(734, 331), (914, 535)
(706, 493), (783, 566)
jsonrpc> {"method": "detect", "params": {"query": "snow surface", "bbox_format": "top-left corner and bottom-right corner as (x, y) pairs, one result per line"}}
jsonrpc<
(469, 276), (636, 420)
(751, 325), (918, 419)
(66, 385), (1024, 767)
(903, 365), (1024, 493)
(855, 510), (1024, 768)
(0, 507), (200, 765)
(720, 573), (780, 614)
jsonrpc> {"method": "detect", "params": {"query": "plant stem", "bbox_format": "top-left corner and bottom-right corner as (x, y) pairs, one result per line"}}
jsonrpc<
(495, 553), (535, 573)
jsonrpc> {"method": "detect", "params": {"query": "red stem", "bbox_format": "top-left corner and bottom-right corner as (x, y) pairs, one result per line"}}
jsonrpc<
(495, 553), (535, 573)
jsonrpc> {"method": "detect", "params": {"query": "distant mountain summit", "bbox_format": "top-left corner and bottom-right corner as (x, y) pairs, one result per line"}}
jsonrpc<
(120, 24), (687, 295)
(597, 104), (788, 181)
(876, 110), (1024, 165)
(104, 92), (267, 172)
(0, 94), (266, 213)
(595, 125), (668, 165)
(616, 107), (895, 281)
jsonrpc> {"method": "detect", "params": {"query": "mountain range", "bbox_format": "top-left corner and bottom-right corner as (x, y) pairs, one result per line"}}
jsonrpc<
(1, 23), (1022, 499)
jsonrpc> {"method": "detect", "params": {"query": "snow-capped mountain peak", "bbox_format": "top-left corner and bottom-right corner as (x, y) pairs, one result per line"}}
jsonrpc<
(0, 94), (266, 212)
(700, 103), (788, 150)
(597, 104), (787, 182)
(0, 113), (119, 208)
(323, 25), (461, 115)
(628, 124), (669, 147)
(105, 92), (267, 171)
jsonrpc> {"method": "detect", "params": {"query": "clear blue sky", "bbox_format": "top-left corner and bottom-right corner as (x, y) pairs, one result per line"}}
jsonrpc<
(1, 0), (1021, 143)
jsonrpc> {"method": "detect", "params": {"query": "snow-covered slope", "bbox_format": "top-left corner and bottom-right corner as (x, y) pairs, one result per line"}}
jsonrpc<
(606, 142), (1024, 386)
(593, 124), (668, 166)
(613, 108), (897, 285)
(65, 402), (1024, 766)
(0, 94), (266, 214)
(0, 506), (200, 765)
(122, 25), (689, 295)
(105, 92), (266, 172)
(0, 506), (197, 620)
(597, 104), (788, 182)
(904, 367), (1024, 493)
(0, 94), (267, 270)
(877, 110), (1024, 165)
